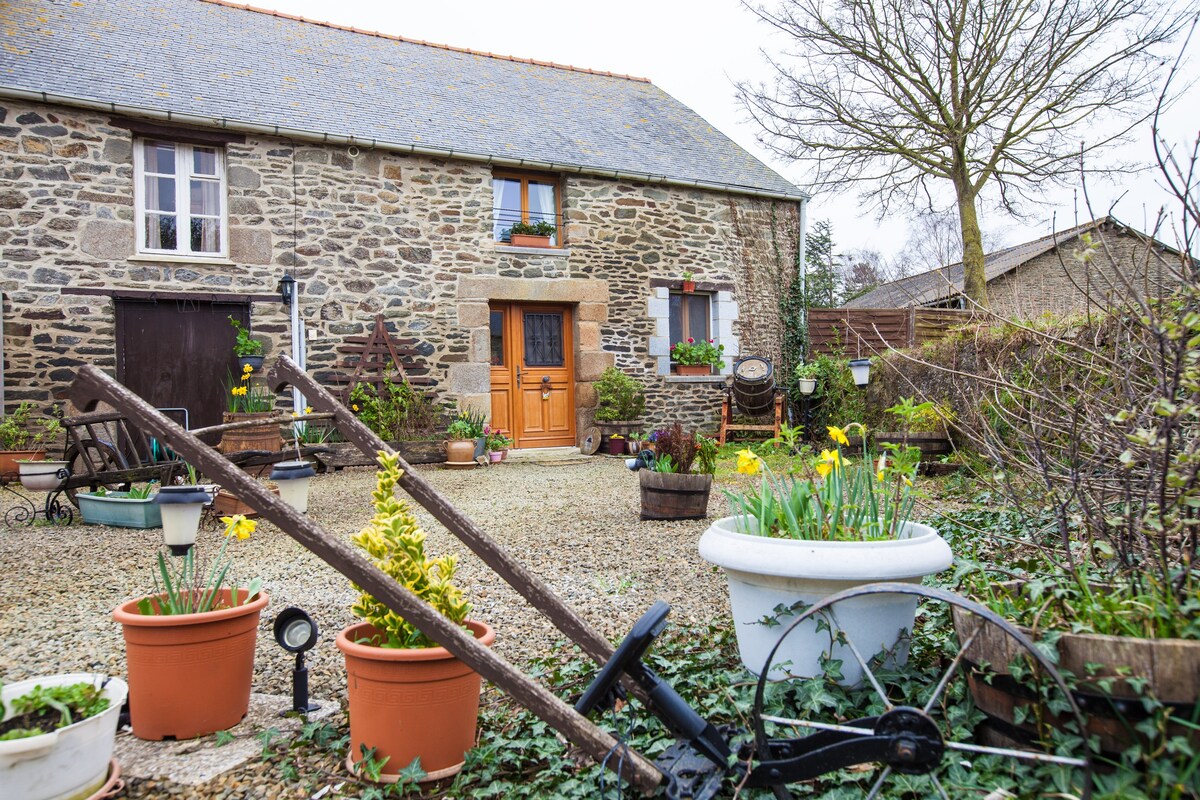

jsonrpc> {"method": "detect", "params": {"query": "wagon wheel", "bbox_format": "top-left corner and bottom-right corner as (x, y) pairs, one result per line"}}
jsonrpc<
(63, 439), (130, 508)
(747, 583), (1092, 799)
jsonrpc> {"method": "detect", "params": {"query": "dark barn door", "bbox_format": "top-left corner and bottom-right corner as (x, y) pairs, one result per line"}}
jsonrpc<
(115, 300), (247, 435)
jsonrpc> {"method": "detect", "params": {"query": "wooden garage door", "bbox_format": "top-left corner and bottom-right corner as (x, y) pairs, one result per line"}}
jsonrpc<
(115, 299), (247, 434)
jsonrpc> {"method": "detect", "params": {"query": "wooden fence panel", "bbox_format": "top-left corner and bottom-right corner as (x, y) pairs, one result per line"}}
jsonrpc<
(807, 307), (974, 357)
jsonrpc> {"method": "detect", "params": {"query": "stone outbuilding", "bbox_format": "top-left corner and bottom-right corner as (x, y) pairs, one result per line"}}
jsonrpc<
(0, 0), (807, 446)
(845, 217), (1180, 319)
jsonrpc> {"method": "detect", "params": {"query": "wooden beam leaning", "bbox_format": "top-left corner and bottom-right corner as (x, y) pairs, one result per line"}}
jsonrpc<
(67, 364), (663, 795)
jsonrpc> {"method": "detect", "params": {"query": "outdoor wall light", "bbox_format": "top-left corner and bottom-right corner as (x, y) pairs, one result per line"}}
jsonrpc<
(152, 485), (211, 556)
(269, 460), (316, 514)
(273, 606), (320, 714)
(277, 273), (295, 307)
(848, 358), (872, 388)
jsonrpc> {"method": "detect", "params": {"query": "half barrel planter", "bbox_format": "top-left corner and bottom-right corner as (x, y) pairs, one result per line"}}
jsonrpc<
(336, 620), (495, 783)
(699, 518), (952, 682)
(638, 471), (712, 520)
(112, 588), (269, 740)
(218, 411), (283, 454)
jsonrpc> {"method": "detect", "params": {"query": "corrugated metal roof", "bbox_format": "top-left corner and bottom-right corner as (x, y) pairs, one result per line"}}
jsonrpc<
(0, 0), (805, 199)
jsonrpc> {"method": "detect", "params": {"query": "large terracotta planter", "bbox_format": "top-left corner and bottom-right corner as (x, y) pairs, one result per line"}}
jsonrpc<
(699, 518), (952, 681)
(218, 412), (282, 454)
(337, 620), (495, 782)
(674, 364), (712, 376)
(444, 438), (476, 465)
(113, 589), (269, 740)
(0, 449), (45, 480)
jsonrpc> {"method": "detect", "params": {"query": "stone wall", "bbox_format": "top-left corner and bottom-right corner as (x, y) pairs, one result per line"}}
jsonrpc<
(0, 98), (801, 439)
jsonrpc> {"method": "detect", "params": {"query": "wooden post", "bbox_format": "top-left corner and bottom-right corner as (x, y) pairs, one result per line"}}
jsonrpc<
(67, 364), (663, 795)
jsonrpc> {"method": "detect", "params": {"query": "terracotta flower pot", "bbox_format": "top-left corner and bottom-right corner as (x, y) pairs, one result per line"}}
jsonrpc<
(675, 364), (712, 376)
(337, 620), (495, 782)
(112, 589), (269, 740)
(0, 449), (45, 480)
(444, 438), (476, 464)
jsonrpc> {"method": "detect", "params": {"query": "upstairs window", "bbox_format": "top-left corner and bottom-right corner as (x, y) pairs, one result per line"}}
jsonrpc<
(669, 291), (711, 350)
(492, 171), (560, 246)
(134, 139), (227, 258)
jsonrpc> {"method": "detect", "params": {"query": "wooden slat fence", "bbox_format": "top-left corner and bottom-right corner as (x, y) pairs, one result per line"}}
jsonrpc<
(807, 307), (975, 358)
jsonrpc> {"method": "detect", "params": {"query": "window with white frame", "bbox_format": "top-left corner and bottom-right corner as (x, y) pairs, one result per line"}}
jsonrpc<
(134, 139), (227, 258)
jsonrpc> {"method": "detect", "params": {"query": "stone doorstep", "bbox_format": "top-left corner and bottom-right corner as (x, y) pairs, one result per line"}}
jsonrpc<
(113, 692), (337, 787)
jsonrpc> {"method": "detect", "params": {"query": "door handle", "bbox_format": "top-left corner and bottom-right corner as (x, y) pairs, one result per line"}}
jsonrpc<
(516, 366), (522, 387)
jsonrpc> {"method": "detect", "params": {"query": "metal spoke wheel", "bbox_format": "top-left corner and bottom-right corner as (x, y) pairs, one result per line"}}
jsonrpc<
(747, 583), (1091, 799)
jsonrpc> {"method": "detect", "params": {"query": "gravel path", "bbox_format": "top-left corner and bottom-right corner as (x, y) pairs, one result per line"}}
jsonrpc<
(0, 457), (731, 709)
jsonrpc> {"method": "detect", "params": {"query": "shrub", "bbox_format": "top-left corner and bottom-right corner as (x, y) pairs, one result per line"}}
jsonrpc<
(349, 374), (440, 441)
(593, 368), (645, 422)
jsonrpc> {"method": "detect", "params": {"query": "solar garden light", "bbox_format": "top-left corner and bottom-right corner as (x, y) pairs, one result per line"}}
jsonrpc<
(152, 485), (211, 556)
(273, 607), (320, 714)
(848, 358), (872, 388)
(270, 460), (315, 513)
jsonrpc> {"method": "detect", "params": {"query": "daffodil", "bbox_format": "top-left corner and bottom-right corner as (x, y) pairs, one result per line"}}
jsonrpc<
(815, 460), (832, 478)
(352, 403), (359, 412)
(242, 363), (254, 373)
(736, 448), (761, 475)
(221, 514), (256, 541)
(827, 426), (849, 446)
(304, 406), (313, 415)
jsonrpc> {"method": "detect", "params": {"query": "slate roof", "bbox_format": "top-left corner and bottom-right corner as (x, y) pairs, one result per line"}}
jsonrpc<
(845, 217), (1116, 308)
(0, 0), (805, 199)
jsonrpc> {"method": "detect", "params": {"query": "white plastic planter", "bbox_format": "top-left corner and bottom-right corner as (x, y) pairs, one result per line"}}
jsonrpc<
(18, 460), (69, 492)
(0, 673), (127, 800)
(270, 460), (315, 513)
(699, 517), (952, 683)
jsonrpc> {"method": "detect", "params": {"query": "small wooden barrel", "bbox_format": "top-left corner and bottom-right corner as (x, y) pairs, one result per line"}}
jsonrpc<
(218, 412), (284, 454)
(731, 356), (776, 416)
(639, 471), (712, 520)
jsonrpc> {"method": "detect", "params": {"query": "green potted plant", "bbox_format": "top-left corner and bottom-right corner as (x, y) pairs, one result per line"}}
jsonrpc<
(681, 270), (696, 293)
(335, 452), (494, 783)
(794, 362), (819, 396)
(444, 408), (486, 465)
(670, 338), (725, 376)
(484, 426), (512, 463)
(0, 402), (62, 480)
(0, 674), (127, 800)
(228, 316), (265, 371)
(76, 484), (162, 529)
(700, 424), (952, 680)
(637, 424), (716, 520)
(112, 514), (266, 740)
(506, 219), (556, 248)
(593, 367), (646, 446)
(627, 431), (647, 455)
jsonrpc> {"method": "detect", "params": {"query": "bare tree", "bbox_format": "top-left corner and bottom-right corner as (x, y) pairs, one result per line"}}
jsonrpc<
(894, 210), (1008, 275)
(739, 0), (1195, 308)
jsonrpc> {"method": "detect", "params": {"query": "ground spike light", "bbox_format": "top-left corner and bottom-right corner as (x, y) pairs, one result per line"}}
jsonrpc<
(273, 606), (320, 715)
(152, 485), (211, 555)
(270, 460), (315, 513)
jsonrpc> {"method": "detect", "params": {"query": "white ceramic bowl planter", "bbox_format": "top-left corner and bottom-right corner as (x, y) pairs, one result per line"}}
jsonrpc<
(0, 673), (127, 800)
(17, 460), (70, 492)
(699, 517), (952, 683)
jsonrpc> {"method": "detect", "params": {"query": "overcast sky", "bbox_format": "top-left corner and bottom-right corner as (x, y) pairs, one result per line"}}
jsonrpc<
(248, 0), (1197, 261)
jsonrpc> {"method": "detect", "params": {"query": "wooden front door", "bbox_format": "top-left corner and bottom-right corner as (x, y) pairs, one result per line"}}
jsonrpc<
(489, 303), (575, 448)
(116, 299), (247, 434)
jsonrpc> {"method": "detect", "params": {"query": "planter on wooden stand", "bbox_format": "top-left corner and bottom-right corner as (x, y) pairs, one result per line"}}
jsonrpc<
(638, 471), (712, 520)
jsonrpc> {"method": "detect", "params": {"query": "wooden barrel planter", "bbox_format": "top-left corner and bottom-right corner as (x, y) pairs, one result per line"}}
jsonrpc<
(731, 356), (775, 416)
(218, 412), (283, 454)
(952, 606), (1200, 755)
(638, 471), (712, 520)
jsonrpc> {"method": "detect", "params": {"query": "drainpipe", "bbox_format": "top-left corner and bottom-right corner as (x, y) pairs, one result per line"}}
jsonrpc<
(797, 197), (809, 347)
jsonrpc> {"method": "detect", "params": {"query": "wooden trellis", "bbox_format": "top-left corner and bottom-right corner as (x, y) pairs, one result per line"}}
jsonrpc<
(327, 314), (434, 402)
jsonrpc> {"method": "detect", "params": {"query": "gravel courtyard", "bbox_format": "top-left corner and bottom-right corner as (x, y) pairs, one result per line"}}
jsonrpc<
(0, 457), (731, 704)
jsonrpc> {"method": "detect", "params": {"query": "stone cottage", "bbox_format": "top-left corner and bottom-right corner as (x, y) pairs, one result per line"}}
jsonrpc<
(845, 217), (1178, 318)
(0, 0), (807, 448)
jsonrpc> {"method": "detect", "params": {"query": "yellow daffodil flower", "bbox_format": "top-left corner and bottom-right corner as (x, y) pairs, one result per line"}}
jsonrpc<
(827, 426), (849, 446)
(242, 363), (254, 373)
(815, 461), (832, 478)
(352, 404), (359, 412)
(221, 514), (256, 540)
(304, 406), (313, 414)
(735, 449), (761, 475)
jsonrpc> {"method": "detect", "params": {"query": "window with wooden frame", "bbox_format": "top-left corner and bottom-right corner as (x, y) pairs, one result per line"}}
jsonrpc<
(668, 291), (711, 355)
(134, 138), (228, 258)
(492, 170), (562, 246)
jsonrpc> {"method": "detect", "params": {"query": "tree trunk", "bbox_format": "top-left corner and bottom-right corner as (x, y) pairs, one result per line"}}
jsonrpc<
(954, 174), (989, 309)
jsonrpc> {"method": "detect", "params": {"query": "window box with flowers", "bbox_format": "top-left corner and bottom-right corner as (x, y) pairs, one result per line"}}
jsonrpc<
(670, 338), (725, 376)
